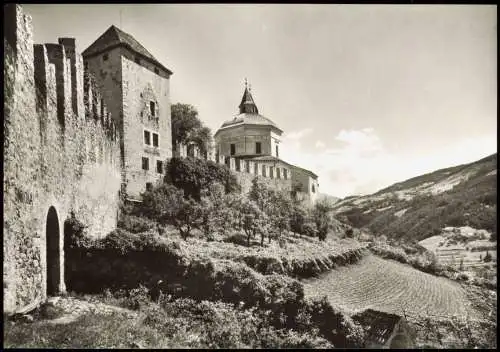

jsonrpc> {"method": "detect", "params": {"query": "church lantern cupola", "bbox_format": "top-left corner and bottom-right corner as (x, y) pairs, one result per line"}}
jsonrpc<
(239, 79), (259, 114)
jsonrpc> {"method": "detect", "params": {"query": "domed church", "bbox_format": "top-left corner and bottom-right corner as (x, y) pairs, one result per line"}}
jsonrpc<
(214, 81), (319, 204)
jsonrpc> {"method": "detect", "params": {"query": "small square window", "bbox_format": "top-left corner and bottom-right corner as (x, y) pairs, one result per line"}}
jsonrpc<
(256, 142), (262, 154)
(103, 53), (109, 61)
(144, 130), (151, 145)
(142, 157), (149, 170)
(156, 160), (163, 174)
(153, 133), (159, 147)
(154, 67), (159, 74)
(150, 101), (155, 117)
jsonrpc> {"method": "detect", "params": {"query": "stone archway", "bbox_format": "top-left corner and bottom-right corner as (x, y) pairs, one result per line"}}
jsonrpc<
(46, 206), (61, 296)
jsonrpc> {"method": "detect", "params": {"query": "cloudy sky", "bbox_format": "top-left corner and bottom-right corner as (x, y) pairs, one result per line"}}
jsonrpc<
(24, 4), (496, 198)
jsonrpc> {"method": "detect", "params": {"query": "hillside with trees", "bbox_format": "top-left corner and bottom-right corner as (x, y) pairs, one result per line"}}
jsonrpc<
(332, 154), (497, 242)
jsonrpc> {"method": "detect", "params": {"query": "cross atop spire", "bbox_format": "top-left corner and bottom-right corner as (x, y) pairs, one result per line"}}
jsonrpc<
(239, 79), (259, 114)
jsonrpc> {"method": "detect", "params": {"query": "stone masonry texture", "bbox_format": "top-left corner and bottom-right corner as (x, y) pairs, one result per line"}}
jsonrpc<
(3, 4), (121, 314)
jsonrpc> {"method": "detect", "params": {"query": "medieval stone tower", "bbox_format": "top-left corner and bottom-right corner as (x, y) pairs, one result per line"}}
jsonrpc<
(82, 26), (173, 200)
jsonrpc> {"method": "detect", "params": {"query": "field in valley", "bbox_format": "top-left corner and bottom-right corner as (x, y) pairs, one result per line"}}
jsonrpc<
(418, 227), (497, 270)
(302, 255), (481, 320)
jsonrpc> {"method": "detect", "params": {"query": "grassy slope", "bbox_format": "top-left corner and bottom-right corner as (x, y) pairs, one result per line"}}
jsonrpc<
(302, 254), (497, 348)
(333, 154), (497, 242)
(4, 297), (332, 349)
(302, 255), (477, 318)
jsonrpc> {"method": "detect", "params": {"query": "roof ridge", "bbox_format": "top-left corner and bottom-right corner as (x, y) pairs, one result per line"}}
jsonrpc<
(82, 25), (172, 75)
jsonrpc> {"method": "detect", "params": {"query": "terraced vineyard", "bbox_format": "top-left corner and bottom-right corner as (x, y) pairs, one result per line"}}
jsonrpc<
(302, 255), (480, 319)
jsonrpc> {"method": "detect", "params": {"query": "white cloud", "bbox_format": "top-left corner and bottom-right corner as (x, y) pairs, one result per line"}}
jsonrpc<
(285, 128), (313, 141)
(280, 128), (496, 199)
(315, 140), (326, 149)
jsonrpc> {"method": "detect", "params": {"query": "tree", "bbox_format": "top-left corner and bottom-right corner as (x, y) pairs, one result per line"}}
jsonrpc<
(171, 103), (202, 148)
(248, 177), (274, 212)
(267, 190), (293, 243)
(312, 198), (333, 241)
(237, 198), (268, 246)
(165, 157), (240, 201)
(171, 103), (213, 157)
(141, 183), (200, 240)
(190, 126), (212, 159)
(290, 203), (308, 235)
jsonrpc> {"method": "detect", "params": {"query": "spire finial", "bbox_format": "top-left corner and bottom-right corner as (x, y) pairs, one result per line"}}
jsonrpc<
(244, 77), (248, 89)
(249, 83), (252, 92)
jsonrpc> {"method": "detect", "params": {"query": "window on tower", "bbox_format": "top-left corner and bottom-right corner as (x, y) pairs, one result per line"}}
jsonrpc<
(142, 157), (149, 171)
(150, 101), (155, 117)
(144, 130), (151, 145)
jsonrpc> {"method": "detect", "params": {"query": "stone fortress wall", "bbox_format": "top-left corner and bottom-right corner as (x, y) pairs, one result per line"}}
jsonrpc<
(3, 4), (122, 314)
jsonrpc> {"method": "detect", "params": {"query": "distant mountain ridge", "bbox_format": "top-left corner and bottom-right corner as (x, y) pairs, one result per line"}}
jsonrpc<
(332, 153), (497, 242)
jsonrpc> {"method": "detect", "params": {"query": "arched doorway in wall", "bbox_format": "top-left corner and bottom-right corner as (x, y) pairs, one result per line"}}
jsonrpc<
(46, 206), (61, 296)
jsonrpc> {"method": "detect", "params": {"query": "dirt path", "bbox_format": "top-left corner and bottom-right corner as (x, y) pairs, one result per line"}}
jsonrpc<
(42, 296), (137, 325)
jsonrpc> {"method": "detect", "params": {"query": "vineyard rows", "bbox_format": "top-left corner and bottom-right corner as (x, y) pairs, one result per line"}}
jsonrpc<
(302, 255), (480, 319)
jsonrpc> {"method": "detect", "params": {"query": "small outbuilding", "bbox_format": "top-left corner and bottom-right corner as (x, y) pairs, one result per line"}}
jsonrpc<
(352, 309), (415, 349)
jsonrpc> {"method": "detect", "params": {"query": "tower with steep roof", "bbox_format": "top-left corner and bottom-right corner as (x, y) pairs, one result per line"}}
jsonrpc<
(82, 25), (173, 199)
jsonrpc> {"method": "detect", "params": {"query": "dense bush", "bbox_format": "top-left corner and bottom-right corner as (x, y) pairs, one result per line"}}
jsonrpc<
(312, 198), (334, 241)
(117, 214), (156, 234)
(165, 157), (240, 200)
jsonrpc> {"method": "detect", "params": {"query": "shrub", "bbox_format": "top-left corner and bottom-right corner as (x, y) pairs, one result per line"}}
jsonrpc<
(345, 228), (354, 238)
(483, 251), (492, 262)
(302, 222), (317, 237)
(165, 157), (240, 200)
(117, 214), (156, 234)
(122, 284), (151, 310)
(142, 184), (200, 240)
(64, 213), (92, 249)
(304, 296), (365, 348)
